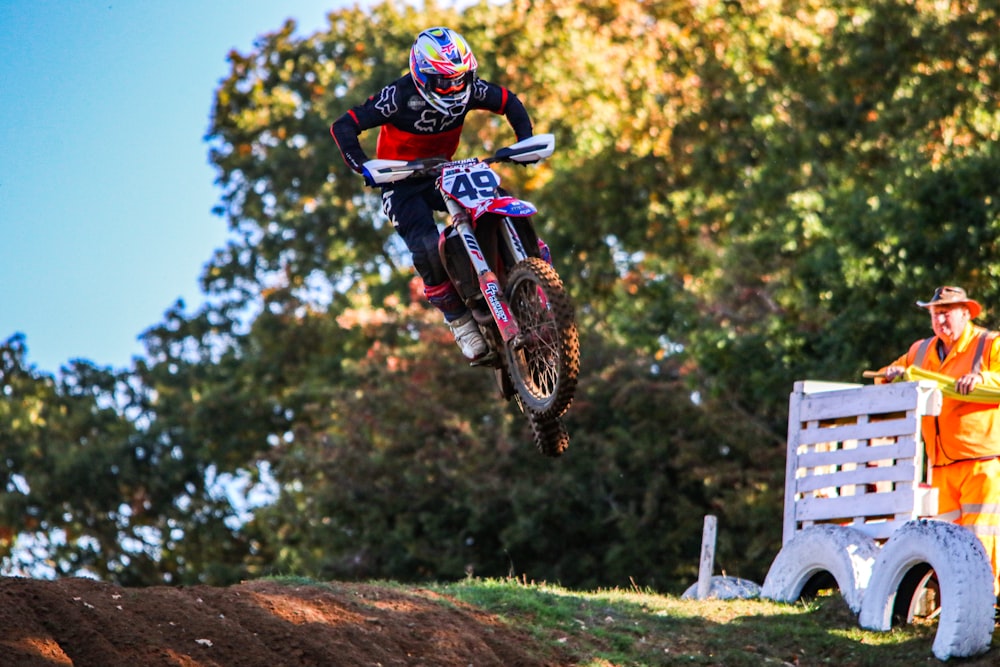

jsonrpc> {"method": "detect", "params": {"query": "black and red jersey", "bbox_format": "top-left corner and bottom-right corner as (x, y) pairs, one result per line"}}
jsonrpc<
(331, 74), (533, 174)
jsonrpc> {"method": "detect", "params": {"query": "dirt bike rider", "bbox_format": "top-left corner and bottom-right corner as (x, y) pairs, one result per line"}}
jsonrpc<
(331, 26), (535, 360)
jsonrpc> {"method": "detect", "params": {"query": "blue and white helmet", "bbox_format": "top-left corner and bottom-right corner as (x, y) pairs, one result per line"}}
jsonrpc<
(409, 27), (478, 115)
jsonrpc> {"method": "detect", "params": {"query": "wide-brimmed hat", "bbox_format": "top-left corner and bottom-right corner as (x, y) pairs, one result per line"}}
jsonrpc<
(916, 285), (982, 318)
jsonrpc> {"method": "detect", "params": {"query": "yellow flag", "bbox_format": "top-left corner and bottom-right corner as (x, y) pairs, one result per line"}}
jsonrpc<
(904, 366), (1000, 404)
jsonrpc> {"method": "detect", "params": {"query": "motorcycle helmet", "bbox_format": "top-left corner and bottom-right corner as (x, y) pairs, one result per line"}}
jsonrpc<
(409, 27), (478, 115)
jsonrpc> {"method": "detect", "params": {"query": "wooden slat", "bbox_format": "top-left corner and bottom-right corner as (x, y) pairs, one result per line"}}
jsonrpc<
(795, 380), (863, 394)
(796, 415), (918, 446)
(795, 489), (917, 522)
(783, 388), (805, 545)
(797, 382), (937, 422)
(794, 462), (917, 494)
(795, 439), (917, 468)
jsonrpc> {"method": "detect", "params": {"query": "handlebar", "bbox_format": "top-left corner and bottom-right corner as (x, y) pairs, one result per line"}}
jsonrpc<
(363, 133), (555, 185)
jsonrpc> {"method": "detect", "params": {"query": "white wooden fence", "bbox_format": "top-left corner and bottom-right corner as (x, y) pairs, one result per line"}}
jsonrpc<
(782, 380), (942, 544)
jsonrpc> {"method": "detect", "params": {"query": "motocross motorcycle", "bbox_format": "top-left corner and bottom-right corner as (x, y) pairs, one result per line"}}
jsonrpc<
(365, 134), (579, 456)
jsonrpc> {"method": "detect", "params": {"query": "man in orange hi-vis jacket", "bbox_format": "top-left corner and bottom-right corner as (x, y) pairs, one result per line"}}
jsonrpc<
(879, 285), (1000, 596)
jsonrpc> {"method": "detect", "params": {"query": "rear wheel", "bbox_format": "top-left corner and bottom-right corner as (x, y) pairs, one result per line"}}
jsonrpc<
(505, 258), (579, 420)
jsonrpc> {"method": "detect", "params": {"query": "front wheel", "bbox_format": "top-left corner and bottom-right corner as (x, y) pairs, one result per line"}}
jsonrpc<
(528, 410), (570, 457)
(505, 257), (579, 419)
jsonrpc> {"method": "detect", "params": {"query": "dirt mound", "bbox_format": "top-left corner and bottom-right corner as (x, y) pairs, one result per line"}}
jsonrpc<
(0, 576), (568, 667)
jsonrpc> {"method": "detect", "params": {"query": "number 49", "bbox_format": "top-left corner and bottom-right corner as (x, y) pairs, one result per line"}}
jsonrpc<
(449, 169), (499, 200)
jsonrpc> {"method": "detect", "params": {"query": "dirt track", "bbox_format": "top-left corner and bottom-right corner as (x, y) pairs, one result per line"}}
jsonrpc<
(0, 577), (567, 667)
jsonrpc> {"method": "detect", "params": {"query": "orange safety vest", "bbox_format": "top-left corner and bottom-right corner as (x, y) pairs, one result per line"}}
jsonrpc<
(896, 325), (1000, 465)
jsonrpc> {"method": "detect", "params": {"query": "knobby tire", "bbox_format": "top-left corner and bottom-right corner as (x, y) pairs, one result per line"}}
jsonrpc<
(505, 257), (579, 421)
(528, 410), (570, 457)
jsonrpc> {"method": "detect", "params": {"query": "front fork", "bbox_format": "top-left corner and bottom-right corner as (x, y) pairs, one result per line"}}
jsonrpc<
(444, 198), (522, 344)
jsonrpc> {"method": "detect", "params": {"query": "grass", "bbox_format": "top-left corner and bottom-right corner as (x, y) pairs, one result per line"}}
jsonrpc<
(429, 577), (998, 666)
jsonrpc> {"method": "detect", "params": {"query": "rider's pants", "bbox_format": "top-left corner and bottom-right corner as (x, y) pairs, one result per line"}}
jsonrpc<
(380, 179), (464, 320)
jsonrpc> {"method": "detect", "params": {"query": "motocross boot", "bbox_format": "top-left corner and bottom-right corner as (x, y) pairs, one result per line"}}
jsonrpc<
(448, 312), (487, 360)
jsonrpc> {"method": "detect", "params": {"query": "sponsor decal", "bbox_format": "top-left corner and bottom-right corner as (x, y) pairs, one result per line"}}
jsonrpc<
(482, 276), (509, 323)
(472, 79), (488, 102)
(407, 95), (426, 111)
(462, 231), (485, 262)
(505, 218), (528, 256)
(490, 199), (536, 216)
(415, 107), (461, 132)
(374, 85), (399, 117)
(444, 158), (480, 169)
(473, 201), (493, 219)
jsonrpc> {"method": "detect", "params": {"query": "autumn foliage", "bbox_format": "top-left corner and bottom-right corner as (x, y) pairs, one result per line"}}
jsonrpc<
(3, 0), (999, 592)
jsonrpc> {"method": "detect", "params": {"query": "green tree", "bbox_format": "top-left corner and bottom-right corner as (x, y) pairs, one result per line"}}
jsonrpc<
(0, 335), (154, 583)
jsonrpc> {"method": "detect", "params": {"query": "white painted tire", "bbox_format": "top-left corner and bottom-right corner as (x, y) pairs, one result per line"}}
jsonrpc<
(681, 576), (762, 600)
(858, 519), (994, 661)
(760, 525), (878, 614)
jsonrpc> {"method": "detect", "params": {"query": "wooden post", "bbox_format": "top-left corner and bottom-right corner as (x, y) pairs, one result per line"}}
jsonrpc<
(696, 514), (718, 600)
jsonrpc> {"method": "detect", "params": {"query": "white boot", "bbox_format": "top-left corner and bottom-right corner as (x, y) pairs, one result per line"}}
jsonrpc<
(448, 312), (487, 359)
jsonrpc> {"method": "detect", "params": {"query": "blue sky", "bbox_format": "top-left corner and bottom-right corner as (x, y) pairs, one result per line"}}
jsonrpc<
(1, 1), (353, 374)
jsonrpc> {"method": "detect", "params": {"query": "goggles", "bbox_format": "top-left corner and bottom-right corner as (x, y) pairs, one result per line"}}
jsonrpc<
(425, 70), (474, 95)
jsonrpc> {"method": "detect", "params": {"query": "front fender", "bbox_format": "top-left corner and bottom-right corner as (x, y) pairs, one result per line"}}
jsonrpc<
(472, 196), (537, 220)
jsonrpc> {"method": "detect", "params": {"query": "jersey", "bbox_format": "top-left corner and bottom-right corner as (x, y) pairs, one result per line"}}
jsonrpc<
(330, 74), (533, 174)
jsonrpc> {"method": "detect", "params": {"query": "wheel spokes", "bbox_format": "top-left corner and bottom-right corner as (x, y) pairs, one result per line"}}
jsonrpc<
(510, 280), (560, 399)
